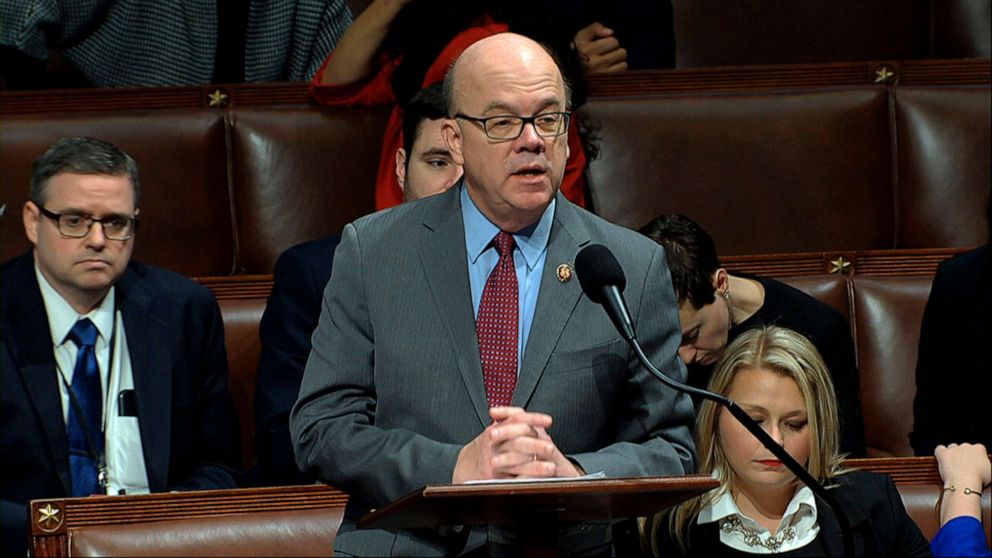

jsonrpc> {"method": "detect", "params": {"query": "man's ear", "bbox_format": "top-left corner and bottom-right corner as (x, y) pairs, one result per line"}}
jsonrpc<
(441, 118), (464, 165)
(395, 148), (408, 191)
(23, 201), (40, 246)
(712, 268), (730, 295)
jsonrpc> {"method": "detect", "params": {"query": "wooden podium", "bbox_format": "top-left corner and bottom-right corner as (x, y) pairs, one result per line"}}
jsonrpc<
(358, 475), (718, 554)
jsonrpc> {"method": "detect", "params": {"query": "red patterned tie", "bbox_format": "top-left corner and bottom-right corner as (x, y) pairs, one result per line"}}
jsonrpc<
(477, 231), (518, 408)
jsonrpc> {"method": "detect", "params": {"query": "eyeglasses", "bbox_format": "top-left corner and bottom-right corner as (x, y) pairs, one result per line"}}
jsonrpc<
(38, 206), (139, 240)
(454, 112), (570, 140)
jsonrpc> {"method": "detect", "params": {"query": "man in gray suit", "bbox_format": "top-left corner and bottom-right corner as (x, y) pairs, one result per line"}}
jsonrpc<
(291, 32), (695, 556)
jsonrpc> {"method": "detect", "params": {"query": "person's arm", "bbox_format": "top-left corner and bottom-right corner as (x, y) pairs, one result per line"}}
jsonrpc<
(931, 444), (991, 556)
(255, 242), (335, 485)
(936, 443), (990, 526)
(572, 22), (628, 74)
(169, 290), (242, 490)
(316, 0), (412, 86)
(1, 499), (28, 557)
(290, 223), (463, 508)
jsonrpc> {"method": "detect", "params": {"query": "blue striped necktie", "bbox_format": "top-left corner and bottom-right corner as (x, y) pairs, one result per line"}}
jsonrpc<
(66, 318), (104, 496)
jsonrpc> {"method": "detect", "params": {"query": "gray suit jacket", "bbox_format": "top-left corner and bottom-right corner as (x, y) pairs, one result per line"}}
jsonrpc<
(290, 185), (695, 555)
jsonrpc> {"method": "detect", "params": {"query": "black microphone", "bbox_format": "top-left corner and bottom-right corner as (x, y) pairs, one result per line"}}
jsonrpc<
(574, 244), (853, 558)
(575, 244), (635, 342)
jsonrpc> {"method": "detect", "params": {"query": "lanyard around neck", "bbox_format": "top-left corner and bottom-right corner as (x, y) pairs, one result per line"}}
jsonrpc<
(57, 310), (119, 491)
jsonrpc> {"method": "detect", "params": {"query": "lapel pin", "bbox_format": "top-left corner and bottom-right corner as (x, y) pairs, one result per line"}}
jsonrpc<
(556, 263), (573, 283)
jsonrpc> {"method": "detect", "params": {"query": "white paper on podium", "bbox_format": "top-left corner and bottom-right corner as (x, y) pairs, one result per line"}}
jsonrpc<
(463, 471), (606, 485)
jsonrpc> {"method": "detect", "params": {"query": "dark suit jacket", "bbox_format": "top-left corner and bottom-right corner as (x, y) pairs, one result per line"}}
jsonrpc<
(0, 252), (241, 556)
(255, 235), (340, 485)
(911, 244), (991, 455)
(291, 185), (697, 556)
(653, 470), (931, 557)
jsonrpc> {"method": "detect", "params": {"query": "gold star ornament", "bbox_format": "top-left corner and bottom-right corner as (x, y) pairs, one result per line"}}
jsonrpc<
(37, 503), (62, 531)
(874, 66), (895, 84)
(829, 256), (852, 274)
(207, 89), (229, 108)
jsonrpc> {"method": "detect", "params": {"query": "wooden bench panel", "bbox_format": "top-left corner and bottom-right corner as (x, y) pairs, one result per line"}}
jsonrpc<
(29, 484), (347, 558)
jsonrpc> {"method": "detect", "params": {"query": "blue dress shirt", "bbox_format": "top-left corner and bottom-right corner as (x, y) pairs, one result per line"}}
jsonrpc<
(460, 185), (554, 372)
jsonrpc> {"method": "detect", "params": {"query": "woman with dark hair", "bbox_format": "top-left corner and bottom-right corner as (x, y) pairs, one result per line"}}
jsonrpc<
(311, 0), (591, 210)
(640, 213), (867, 457)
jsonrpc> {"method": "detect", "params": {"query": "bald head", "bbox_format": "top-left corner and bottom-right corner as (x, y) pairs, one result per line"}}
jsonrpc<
(445, 33), (570, 116)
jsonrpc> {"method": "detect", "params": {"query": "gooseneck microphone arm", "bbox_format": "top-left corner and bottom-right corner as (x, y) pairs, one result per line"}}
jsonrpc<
(574, 244), (853, 558)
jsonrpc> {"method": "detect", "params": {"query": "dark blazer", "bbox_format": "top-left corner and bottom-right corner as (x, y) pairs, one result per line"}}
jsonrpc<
(254, 235), (340, 485)
(652, 470), (932, 557)
(291, 185), (697, 556)
(0, 252), (241, 557)
(911, 244), (991, 455)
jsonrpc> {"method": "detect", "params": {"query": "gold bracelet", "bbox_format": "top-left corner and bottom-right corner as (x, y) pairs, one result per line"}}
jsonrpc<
(943, 484), (982, 496)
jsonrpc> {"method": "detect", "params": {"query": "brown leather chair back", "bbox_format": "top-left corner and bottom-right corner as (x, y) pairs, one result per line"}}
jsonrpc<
(894, 86), (992, 249)
(67, 507), (342, 557)
(852, 275), (933, 457)
(0, 110), (234, 276)
(228, 106), (386, 274)
(775, 274), (851, 323)
(582, 88), (894, 255)
(218, 297), (267, 469)
(933, 0), (992, 58)
(897, 484), (943, 541)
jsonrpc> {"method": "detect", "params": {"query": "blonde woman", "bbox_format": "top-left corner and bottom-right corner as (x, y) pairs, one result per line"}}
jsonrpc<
(644, 326), (930, 556)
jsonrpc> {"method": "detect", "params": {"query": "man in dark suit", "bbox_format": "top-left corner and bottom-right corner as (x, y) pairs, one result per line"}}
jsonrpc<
(0, 137), (241, 557)
(254, 83), (462, 485)
(290, 33), (695, 556)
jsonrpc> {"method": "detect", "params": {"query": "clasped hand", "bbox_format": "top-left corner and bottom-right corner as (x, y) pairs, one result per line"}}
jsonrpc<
(453, 406), (583, 483)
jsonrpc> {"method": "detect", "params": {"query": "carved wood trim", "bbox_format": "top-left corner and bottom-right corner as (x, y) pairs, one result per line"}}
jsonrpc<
(722, 247), (970, 277)
(2, 59), (987, 115)
(29, 484), (347, 558)
(192, 248), (968, 301)
(844, 456), (943, 485)
(195, 274), (274, 300)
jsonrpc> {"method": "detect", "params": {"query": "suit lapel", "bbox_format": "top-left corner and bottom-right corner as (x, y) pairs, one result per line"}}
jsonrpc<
(418, 189), (491, 427)
(7, 255), (73, 494)
(117, 267), (172, 492)
(513, 197), (591, 407)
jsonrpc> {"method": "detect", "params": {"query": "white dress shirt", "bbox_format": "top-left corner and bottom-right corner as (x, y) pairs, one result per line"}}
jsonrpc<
(37, 265), (150, 495)
(698, 481), (819, 554)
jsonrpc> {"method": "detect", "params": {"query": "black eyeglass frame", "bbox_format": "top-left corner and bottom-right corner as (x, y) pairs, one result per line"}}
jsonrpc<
(454, 111), (570, 140)
(37, 205), (140, 240)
